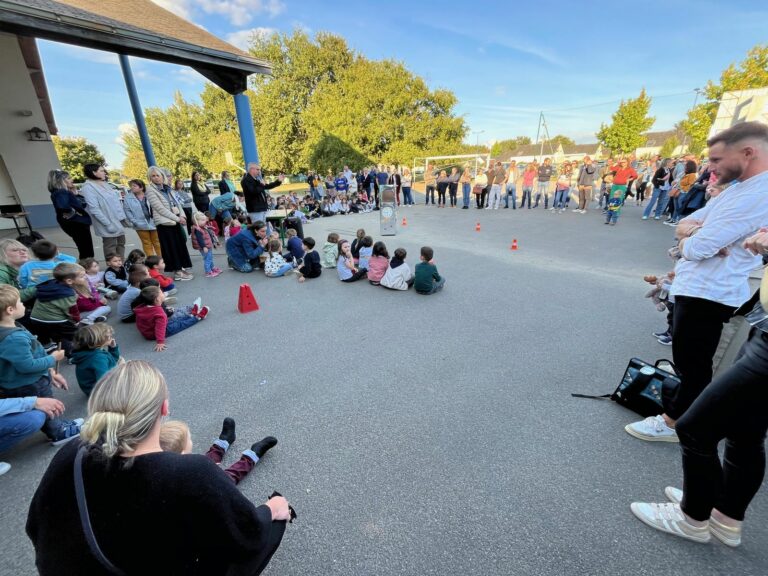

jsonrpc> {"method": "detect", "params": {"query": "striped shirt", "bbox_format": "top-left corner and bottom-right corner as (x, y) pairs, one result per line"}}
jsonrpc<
(671, 170), (768, 307)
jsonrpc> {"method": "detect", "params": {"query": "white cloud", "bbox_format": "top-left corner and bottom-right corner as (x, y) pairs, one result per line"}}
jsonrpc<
(173, 67), (208, 85)
(60, 44), (119, 65)
(196, 0), (285, 26)
(150, 0), (194, 21)
(115, 122), (136, 145)
(225, 27), (277, 50)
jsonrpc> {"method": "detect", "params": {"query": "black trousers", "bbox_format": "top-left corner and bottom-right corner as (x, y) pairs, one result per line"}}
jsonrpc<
(477, 188), (488, 208)
(677, 329), (768, 521)
(341, 269), (367, 283)
(666, 295), (736, 420)
(425, 185), (435, 205)
(448, 183), (458, 206)
(437, 184), (448, 205)
(59, 219), (94, 259)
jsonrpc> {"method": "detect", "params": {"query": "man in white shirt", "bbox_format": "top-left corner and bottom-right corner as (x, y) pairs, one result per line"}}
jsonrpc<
(626, 121), (768, 443)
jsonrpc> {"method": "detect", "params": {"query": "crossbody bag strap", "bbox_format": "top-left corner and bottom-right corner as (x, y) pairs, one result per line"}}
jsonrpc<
(74, 446), (126, 576)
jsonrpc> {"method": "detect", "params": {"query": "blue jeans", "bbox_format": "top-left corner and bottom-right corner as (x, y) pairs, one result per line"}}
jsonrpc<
(504, 185), (517, 208)
(643, 188), (669, 218)
(0, 409), (46, 453)
(520, 187), (532, 208)
(269, 263), (293, 277)
(553, 188), (569, 209)
(248, 211), (267, 225)
(606, 210), (620, 224)
(462, 183), (471, 207)
(402, 186), (413, 205)
(200, 249), (214, 274)
(672, 193), (687, 221)
(0, 376), (70, 441)
(166, 306), (199, 337)
(535, 181), (549, 208)
(417, 276), (445, 295)
(425, 185), (435, 204)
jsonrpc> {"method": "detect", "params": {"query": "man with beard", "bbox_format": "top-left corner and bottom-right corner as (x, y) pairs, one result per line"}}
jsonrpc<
(625, 121), (768, 445)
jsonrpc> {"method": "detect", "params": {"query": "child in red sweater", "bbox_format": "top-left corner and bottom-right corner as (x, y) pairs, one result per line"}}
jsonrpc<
(132, 285), (209, 352)
(144, 255), (179, 292)
(73, 267), (111, 325)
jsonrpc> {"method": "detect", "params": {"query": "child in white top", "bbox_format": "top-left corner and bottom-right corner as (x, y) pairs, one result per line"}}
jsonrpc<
(263, 239), (295, 277)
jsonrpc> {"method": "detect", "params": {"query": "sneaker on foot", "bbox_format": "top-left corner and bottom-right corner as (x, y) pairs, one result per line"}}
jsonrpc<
(625, 415), (678, 442)
(652, 329), (669, 338)
(654, 216), (661, 220)
(165, 288), (178, 296)
(51, 418), (84, 446)
(630, 502), (710, 543)
(219, 417), (236, 445)
(657, 334), (673, 346)
(251, 436), (277, 459)
(197, 305), (210, 320)
(665, 487), (743, 547)
(205, 272), (217, 278)
(642, 216), (649, 220)
(93, 315), (108, 323)
(0, 462), (10, 476)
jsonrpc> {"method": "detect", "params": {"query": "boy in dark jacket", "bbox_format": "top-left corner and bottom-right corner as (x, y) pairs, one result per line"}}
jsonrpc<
(0, 285), (82, 445)
(29, 262), (81, 354)
(297, 237), (321, 283)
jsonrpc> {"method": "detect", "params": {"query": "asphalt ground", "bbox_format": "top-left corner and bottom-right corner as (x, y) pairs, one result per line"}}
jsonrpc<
(1, 199), (766, 576)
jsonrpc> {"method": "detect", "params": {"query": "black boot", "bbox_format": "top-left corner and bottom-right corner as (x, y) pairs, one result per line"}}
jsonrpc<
(251, 436), (278, 458)
(219, 417), (236, 445)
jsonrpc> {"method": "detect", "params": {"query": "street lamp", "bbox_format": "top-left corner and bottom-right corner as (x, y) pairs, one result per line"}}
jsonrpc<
(472, 129), (485, 147)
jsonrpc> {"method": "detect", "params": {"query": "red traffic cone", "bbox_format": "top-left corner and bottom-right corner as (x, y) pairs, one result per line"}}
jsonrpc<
(402, 217), (407, 226)
(237, 284), (259, 313)
(510, 239), (518, 251)
(475, 222), (481, 232)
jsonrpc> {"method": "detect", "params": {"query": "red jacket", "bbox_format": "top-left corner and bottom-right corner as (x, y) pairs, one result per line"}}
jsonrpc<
(148, 268), (173, 288)
(610, 165), (638, 185)
(133, 304), (167, 343)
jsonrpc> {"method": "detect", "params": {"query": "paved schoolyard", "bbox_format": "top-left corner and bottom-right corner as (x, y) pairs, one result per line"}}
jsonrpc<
(1, 202), (767, 576)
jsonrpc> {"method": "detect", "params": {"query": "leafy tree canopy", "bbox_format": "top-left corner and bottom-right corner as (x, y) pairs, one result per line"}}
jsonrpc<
(596, 89), (655, 154)
(53, 136), (106, 182)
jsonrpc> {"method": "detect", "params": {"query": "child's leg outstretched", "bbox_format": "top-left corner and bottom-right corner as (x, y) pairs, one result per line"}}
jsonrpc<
(206, 417), (236, 464)
(223, 436), (278, 485)
(165, 305), (208, 338)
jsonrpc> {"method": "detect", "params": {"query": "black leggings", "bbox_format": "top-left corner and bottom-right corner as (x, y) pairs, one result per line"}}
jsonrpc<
(342, 269), (367, 283)
(425, 185), (435, 205)
(448, 183), (458, 206)
(59, 219), (94, 259)
(437, 184), (448, 205)
(677, 329), (768, 522)
(636, 182), (647, 202)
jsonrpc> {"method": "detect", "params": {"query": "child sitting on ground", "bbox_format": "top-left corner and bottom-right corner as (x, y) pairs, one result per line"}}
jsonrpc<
(124, 249), (146, 274)
(29, 262), (81, 354)
(264, 240), (295, 278)
(337, 239), (367, 283)
(70, 323), (122, 397)
(604, 189), (623, 226)
(145, 255), (179, 292)
(73, 267), (111, 325)
(133, 285), (209, 352)
(366, 241), (389, 286)
(322, 232), (340, 268)
(358, 236), (373, 270)
(321, 198), (333, 217)
(80, 258), (118, 300)
(19, 240), (77, 288)
(104, 253), (130, 293)
(285, 228), (304, 264)
(296, 237), (321, 283)
(351, 229), (366, 261)
(414, 246), (445, 295)
(0, 285), (82, 445)
(159, 417), (277, 486)
(191, 212), (222, 278)
(118, 264), (153, 323)
(380, 248), (414, 291)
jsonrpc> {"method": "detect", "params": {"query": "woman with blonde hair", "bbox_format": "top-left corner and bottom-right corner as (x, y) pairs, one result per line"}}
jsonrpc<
(0, 239), (36, 325)
(145, 166), (193, 281)
(48, 169), (93, 258)
(27, 360), (291, 575)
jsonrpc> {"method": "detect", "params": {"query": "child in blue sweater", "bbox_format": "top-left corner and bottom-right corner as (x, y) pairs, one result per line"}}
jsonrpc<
(70, 323), (121, 397)
(0, 285), (82, 444)
(19, 240), (77, 288)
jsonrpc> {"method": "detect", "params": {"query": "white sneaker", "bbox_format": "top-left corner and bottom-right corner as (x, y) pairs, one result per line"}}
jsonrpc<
(642, 216), (649, 220)
(624, 415), (679, 442)
(630, 502), (711, 543)
(664, 487), (742, 547)
(0, 462), (10, 476)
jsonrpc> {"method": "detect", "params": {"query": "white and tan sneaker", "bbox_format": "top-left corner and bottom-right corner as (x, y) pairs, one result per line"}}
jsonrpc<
(631, 502), (710, 543)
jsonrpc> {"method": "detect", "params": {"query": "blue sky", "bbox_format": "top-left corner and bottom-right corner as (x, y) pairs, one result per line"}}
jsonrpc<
(37, 0), (768, 167)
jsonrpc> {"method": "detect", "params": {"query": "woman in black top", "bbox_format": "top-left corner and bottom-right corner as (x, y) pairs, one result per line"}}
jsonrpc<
(190, 171), (211, 213)
(27, 361), (291, 575)
(47, 169), (93, 258)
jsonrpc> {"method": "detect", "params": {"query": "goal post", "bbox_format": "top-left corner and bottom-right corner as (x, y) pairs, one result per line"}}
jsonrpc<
(411, 153), (491, 192)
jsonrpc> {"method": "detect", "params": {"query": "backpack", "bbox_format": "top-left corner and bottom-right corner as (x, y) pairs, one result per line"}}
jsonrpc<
(17, 231), (44, 247)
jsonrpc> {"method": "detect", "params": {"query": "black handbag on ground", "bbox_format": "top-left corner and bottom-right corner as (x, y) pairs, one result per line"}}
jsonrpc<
(572, 358), (681, 417)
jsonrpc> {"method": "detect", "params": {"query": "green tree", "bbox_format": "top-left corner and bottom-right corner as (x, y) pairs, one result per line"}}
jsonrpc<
(52, 136), (106, 182)
(680, 45), (768, 154)
(596, 89), (655, 154)
(490, 136), (531, 156)
(659, 135), (680, 159)
(544, 134), (575, 148)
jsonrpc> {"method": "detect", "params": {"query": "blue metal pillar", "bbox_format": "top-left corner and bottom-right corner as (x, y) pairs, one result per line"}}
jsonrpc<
(118, 54), (156, 167)
(233, 92), (259, 166)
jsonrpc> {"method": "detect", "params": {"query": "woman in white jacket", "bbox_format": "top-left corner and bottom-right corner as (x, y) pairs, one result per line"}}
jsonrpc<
(80, 163), (128, 258)
(380, 248), (413, 291)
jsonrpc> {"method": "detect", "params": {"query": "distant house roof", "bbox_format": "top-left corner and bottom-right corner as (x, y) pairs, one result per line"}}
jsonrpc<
(641, 130), (686, 147)
(0, 0), (272, 93)
(561, 143), (600, 155)
(493, 143), (560, 162)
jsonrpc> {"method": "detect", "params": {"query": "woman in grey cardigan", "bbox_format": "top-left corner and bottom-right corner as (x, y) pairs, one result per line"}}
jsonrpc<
(145, 166), (193, 280)
(80, 163), (128, 258)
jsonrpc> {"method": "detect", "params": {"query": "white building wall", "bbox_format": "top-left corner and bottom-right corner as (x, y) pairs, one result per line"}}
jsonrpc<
(0, 32), (60, 230)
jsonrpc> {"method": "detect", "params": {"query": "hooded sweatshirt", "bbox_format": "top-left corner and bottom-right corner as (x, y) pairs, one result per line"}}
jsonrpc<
(70, 346), (121, 396)
(0, 324), (55, 390)
(30, 280), (79, 323)
(380, 258), (412, 291)
(321, 242), (338, 268)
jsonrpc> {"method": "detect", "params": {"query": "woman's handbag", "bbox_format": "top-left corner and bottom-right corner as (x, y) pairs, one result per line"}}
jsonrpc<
(572, 358), (681, 417)
(472, 184), (484, 195)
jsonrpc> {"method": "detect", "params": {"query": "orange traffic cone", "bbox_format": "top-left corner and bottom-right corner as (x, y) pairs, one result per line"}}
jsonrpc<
(510, 239), (518, 251)
(402, 217), (407, 226)
(475, 222), (481, 232)
(237, 283), (259, 313)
